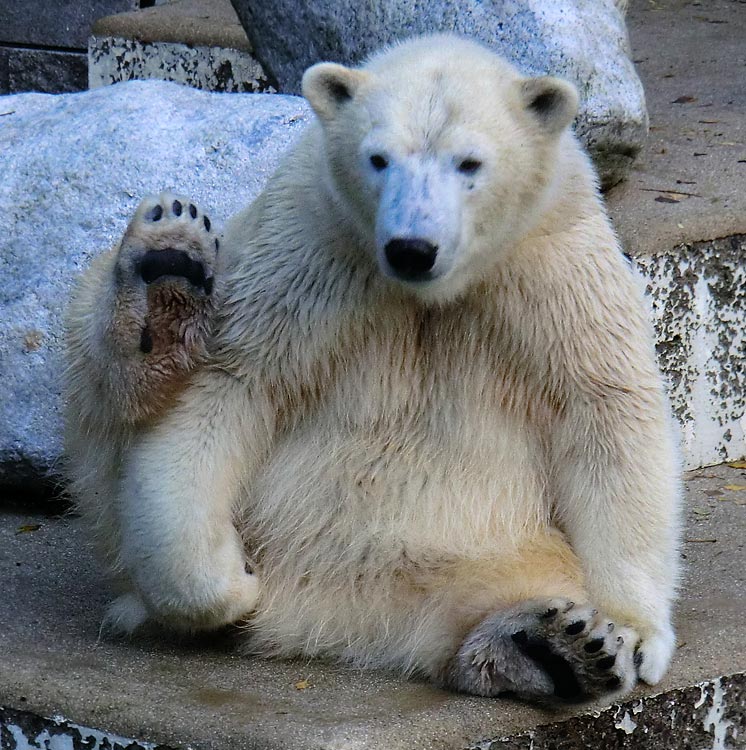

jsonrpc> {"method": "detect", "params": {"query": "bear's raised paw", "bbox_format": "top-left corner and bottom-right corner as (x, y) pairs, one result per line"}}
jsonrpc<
(448, 598), (638, 705)
(105, 193), (219, 417)
(114, 192), (218, 353)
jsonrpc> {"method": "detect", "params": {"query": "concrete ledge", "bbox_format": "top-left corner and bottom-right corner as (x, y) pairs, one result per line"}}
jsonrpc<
(88, 0), (270, 92)
(91, 0), (252, 52)
(2, 465), (745, 749)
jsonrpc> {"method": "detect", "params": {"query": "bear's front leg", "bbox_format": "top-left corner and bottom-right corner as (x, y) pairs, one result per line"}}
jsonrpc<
(65, 193), (221, 589)
(551, 390), (681, 686)
(110, 369), (265, 634)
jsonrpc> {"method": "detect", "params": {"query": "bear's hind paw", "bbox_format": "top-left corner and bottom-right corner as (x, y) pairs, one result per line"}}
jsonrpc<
(450, 598), (639, 704)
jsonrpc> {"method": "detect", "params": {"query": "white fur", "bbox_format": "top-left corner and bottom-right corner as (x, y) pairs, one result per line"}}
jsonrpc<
(65, 35), (680, 696)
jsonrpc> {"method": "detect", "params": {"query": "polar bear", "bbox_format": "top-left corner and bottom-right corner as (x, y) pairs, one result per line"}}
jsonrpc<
(64, 35), (680, 705)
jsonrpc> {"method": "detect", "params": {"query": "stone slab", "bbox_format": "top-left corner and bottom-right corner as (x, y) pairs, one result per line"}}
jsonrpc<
(0, 0), (138, 50)
(0, 47), (88, 95)
(0, 81), (311, 490)
(1, 465), (745, 749)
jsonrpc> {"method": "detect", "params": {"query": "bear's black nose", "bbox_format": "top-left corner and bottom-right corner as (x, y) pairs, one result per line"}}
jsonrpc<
(384, 238), (438, 280)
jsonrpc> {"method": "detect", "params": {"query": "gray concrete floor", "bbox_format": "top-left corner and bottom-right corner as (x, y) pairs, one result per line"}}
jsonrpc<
(1, 465), (745, 749)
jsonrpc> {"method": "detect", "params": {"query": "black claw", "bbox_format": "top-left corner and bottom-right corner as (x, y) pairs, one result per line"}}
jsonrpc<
(244, 562), (254, 575)
(139, 326), (153, 354)
(203, 215), (211, 231)
(189, 203), (198, 219)
(204, 276), (214, 296)
(597, 654), (616, 670)
(584, 638), (605, 654)
(215, 237), (220, 252)
(541, 607), (558, 620)
(565, 620), (585, 636)
(149, 204), (163, 221)
(172, 200), (182, 216)
(605, 676), (622, 690)
(511, 630), (528, 646)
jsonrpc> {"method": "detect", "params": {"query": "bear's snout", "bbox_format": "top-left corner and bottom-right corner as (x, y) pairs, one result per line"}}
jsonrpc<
(384, 238), (438, 281)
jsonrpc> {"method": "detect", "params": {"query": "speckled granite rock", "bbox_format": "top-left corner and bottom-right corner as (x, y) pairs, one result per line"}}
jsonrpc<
(229, 0), (646, 187)
(0, 81), (310, 489)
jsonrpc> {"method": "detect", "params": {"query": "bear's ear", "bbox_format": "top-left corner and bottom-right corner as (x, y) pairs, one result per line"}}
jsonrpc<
(302, 62), (370, 122)
(518, 76), (579, 135)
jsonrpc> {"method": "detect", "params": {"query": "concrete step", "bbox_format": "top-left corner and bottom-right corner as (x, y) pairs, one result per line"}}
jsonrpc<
(605, 0), (746, 469)
(89, 0), (273, 92)
(2, 464), (745, 749)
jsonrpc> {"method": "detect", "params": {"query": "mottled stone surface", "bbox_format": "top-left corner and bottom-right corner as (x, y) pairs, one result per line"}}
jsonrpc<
(0, 47), (88, 95)
(0, 82), (310, 489)
(634, 236), (746, 469)
(474, 678), (746, 748)
(88, 36), (272, 92)
(229, 0), (647, 187)
(0, 707), (171, 750)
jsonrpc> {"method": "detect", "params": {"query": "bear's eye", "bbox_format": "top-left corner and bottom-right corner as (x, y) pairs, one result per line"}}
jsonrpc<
(457, 158), (482, 175)
(369, 154), (388, 171)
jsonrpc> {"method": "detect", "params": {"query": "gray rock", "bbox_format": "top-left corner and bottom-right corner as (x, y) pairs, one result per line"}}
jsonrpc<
(0, 47), (88, 95)
(0, 0), (138, 49)
(0, 81), (311, 490)
(229, 0), (647, 187)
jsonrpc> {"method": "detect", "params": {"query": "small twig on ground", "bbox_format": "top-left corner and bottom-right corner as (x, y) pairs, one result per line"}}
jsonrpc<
(638, 187), (702, 198)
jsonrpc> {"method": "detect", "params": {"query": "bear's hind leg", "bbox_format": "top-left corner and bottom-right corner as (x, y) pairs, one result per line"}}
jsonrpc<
(446, 598), (638, 704)
(403, 533), (639, 705)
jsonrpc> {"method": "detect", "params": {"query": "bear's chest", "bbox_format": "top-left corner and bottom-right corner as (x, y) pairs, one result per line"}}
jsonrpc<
(328, 304), (547, 432)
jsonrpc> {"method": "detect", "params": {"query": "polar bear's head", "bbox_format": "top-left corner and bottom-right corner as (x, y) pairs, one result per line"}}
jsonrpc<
(303, 35), (579, 302)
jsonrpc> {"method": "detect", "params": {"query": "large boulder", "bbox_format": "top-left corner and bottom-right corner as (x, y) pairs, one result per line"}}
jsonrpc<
(229, 0), (646, 187)
(0, 81), (310, 491)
